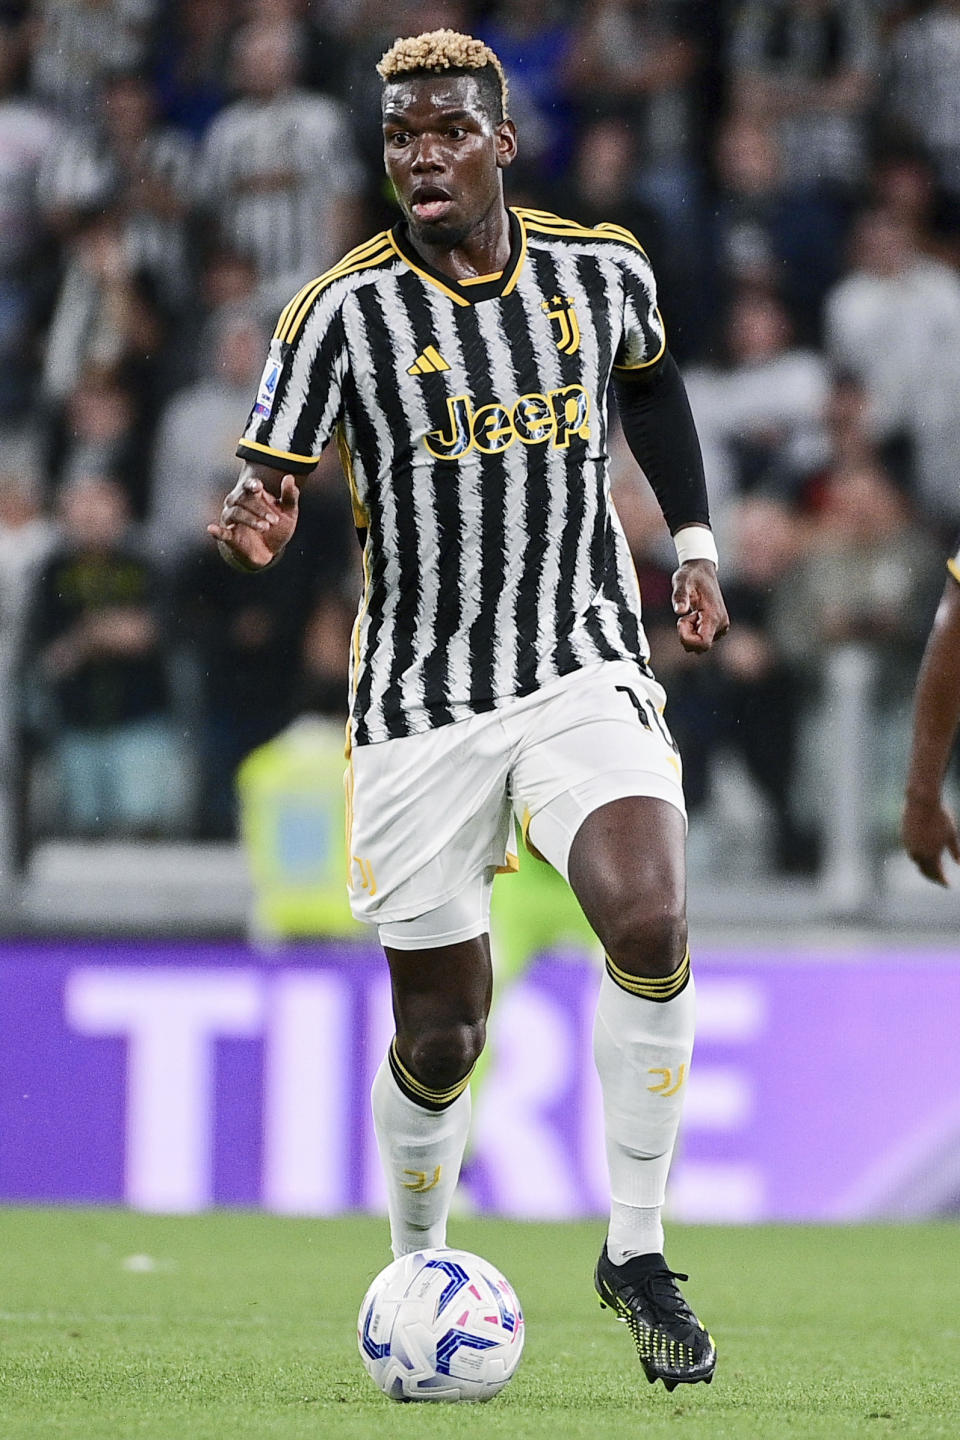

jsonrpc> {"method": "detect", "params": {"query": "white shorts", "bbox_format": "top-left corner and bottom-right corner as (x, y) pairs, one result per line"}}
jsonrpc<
(346, 659), (685, 943)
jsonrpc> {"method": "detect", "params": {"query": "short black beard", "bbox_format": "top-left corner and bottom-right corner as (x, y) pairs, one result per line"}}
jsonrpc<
(407, 216), (471, 252)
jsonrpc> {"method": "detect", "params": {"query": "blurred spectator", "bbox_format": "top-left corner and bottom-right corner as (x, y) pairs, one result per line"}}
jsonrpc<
(560, 117), (682, 352)
(298, 587), (356, 722)
(710, 112), (851, 343)
(884, 0), (960, 223)
(149, 307), (267, 567)
(770, 455), (942, 844)
(478, 0), (575, 184)
(870, 147), (960, 268)
(41, 212), (154, 405)
(28, 0), (158, 122)
(666, 496), (820, 873)
(198, 244), (259, 315)
(173, 458), (357, 838)
(684, 288), (830, 513)
(824, 206), (960, 530)
(23, 474), (185, 838)
(37, 69), (194, 311)
(58, 369), (139, 502)
(170, 243), (261, 391)
(41, 209), (171, 512)
(196, 18), (365, 306)
(801, 369), (914, 507)
(0, 20), (58, 415)
(152, 0), (236, 140)
(242, 0), (343, 97)
(772, 460), (942, 691)
(568, 0), (705, 244)
(730, 0), (879, 194)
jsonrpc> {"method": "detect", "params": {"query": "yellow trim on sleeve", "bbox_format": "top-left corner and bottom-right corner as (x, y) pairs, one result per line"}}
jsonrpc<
(948, 556), (960, 586)
(237, 438), (321, 467)
(612, 306), (667, 372)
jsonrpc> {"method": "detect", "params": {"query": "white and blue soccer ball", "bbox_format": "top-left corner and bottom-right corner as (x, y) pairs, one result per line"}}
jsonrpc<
(357, 1247), (524, 1402)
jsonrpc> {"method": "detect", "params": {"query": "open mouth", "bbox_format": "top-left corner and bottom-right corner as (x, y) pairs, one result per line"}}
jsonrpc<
(411, 186), (454, 223)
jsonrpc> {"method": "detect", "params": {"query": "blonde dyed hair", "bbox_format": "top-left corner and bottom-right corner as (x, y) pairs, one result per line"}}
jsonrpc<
(377, 29), (509, 120)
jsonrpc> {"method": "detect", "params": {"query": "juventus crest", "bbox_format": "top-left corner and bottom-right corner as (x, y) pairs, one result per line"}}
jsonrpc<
(541, 295), (581, 355)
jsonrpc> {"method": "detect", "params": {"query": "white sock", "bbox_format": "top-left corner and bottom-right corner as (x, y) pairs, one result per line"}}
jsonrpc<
(593, 953), (695, 1265)
(371, 1047), (472, 1259)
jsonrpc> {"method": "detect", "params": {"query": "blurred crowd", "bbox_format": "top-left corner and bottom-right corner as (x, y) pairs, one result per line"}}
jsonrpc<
(1, 0), (958, 876)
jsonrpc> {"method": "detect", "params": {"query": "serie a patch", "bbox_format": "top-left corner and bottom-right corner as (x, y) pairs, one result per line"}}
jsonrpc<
(253, 338), (288, 420)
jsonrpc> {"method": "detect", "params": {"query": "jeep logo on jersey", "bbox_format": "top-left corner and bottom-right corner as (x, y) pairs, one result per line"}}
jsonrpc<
(424, 385), (592, 460)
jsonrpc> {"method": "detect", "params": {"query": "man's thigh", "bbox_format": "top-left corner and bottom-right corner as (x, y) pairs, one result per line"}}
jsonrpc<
(566, 794), (687, 970)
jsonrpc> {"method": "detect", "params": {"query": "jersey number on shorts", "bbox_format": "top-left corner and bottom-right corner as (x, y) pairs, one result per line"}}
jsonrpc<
(615, 685), (679, 753)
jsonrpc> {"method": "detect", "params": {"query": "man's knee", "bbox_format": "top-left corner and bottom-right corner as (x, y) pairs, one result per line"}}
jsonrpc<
(602, 897), (687, 980)
(400, 1019), (486, 1091)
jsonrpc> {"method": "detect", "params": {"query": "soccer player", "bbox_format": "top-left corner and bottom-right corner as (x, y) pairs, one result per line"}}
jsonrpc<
(902, 554), (960, 885)
(210, 30), (728, 1391)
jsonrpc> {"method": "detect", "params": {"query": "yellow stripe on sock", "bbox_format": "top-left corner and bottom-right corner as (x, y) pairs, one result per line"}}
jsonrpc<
(389, 1039), (473, 1107)
(605, 949), (691, 1001)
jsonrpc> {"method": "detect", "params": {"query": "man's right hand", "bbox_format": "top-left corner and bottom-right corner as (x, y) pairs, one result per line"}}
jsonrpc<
(208, 472), (300, 571)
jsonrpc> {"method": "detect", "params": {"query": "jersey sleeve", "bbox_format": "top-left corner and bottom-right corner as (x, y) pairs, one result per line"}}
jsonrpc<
(236, 284), (348, 475)
(602, 227), (667, 375)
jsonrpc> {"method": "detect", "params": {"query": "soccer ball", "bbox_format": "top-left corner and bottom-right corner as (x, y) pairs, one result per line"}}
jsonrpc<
(357, 1247), (524, 1402)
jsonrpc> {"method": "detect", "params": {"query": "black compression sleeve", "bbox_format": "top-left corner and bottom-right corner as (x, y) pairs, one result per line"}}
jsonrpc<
(613, 350), (710, 535)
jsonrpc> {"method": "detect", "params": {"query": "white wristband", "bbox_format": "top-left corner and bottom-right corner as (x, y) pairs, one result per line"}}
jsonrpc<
(674, 525), (718, 570)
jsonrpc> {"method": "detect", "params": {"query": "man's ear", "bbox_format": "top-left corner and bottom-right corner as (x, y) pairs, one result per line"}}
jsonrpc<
(495, 118), (518, 170)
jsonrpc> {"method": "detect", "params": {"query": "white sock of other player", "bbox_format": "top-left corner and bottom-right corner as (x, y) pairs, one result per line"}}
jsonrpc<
(371, 1041), (472, 1259)
(594, 950), (695, 1264)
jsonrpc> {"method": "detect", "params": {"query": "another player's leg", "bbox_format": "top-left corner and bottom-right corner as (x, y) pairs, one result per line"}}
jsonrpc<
(372, 926), (492, 1258)
(567, 795), (715, 1390)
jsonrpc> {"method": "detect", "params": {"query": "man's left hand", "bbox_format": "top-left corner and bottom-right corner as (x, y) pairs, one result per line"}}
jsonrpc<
(672, 560), (729, 653)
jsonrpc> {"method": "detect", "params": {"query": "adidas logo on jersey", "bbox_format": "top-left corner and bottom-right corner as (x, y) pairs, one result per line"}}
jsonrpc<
(407, 345), (451, 376)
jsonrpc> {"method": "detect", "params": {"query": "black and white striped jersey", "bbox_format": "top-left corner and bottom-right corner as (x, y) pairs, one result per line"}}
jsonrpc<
(237, 207), (666, 748)
(198, 91), (361, 293)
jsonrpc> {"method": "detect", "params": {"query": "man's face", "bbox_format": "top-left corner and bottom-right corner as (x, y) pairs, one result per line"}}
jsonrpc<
(382, 75), (516, 249)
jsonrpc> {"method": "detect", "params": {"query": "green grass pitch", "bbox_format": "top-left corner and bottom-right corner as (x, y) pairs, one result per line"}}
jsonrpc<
(0, 1211), (957, 1439)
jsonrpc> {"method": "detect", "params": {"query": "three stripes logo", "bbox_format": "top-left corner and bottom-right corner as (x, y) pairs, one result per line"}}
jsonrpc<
(542, 295), (581, 355)
(407, 344), (451, 376)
